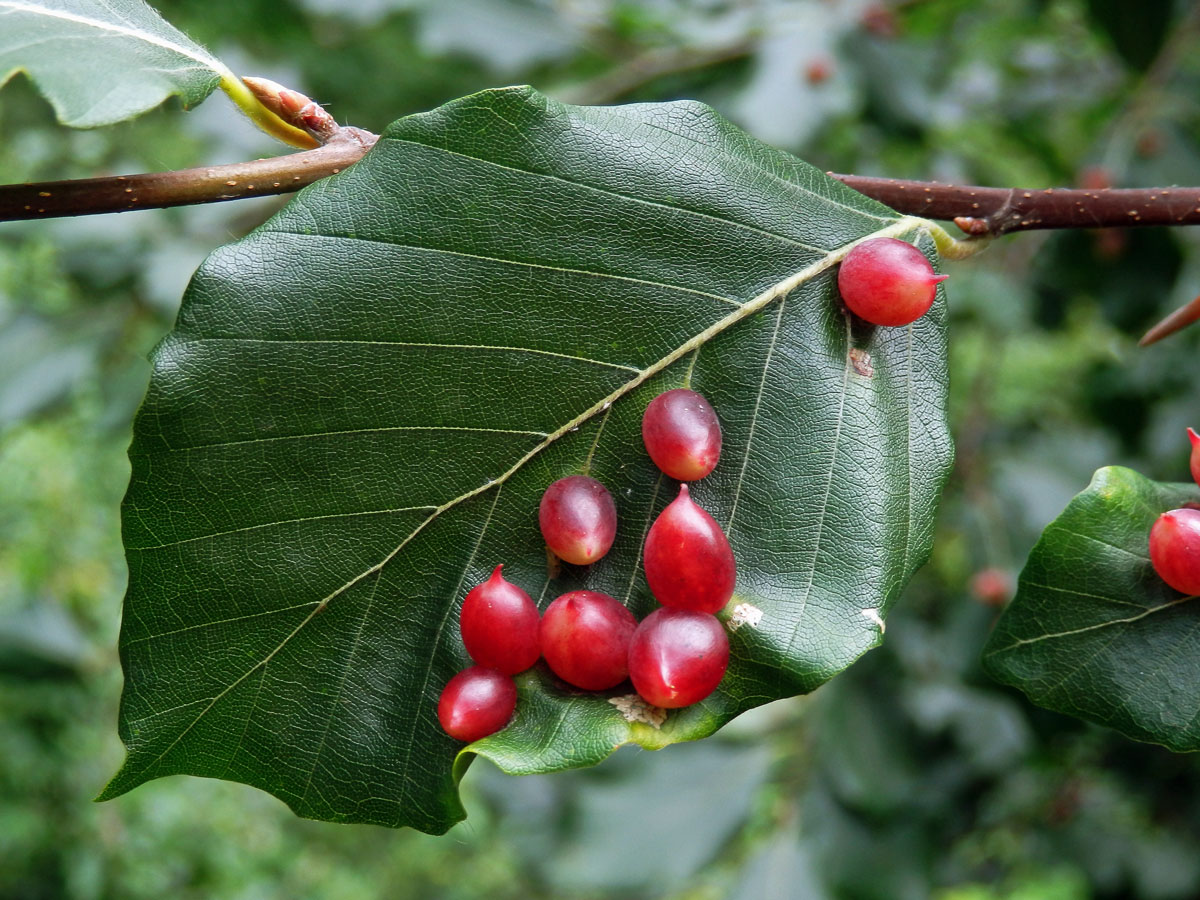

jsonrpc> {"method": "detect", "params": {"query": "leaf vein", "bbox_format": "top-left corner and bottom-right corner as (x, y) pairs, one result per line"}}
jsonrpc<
(384, 135), (830, 255)
(398, 484), (505, 804)
(1020, 580), (1146, 609)
(149, 425), (549, 456)
(176, 338), (640, 373)
(1054, 528), (1148, 561)
(624, 472), (664, 604)
(0, 2), (220, 72)
(781, 309), (855, 666)
(126, 505), (438, 551)
(986, 595), (1196, 653)
(726, 293), (786, 531)
(128, 600), (322, 645)
(301, 569), (384, 804)
(630, 115), (894, 226)
(268, 230), (743, 308)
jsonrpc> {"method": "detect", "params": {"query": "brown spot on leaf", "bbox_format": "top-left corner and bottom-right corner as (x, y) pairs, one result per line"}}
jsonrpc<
(609, 695), (666, 728)
(728, 602), (763, 631)
(849, 348), (874, 377)
(545, 546), (562, 580)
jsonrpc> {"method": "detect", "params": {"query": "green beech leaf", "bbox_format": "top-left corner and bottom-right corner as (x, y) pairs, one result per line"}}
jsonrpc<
(0, 0), (225, 127)
(101, 87), (953, 832)
(983, 466), (1200, 751)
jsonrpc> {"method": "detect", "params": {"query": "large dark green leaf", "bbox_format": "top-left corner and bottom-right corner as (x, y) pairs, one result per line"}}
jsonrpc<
(984, 466), (1200, 751)
(101, 86), (953, 832)
(0, 0), (223, 127)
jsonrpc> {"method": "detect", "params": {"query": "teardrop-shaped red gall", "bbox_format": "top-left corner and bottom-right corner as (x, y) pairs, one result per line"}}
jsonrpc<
(643, 484), (736, 614)
(437, 666), (517, 742)
(628, 608), (729, 708)
(1188, 427), (1200, 488)
(641, 388), (722, 481)
(538, 475), (617, 565)
(459, 565), (541, 674)
(1150, 508), (1200, 596)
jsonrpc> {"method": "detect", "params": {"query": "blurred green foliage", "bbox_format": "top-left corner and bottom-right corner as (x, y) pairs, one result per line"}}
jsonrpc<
(2, 0), (1200, 897)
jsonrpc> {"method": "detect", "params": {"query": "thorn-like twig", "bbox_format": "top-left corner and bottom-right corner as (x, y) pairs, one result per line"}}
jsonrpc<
(1139, 294), (1200, 346)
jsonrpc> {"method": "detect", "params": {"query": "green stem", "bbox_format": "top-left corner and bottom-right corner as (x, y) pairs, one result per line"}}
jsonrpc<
(924, 222), (993, 260)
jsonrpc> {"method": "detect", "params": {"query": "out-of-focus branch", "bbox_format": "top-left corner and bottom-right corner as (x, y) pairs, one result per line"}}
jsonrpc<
(558, 39), (755, 105)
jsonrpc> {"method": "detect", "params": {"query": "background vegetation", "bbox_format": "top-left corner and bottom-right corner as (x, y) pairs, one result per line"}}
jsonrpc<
(3, 0), (1200, 897)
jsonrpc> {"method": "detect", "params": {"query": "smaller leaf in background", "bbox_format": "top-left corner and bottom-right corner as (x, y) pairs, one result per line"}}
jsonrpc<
(983, 466), (1200, 751)
(0, 0), (226, 127)
(416, 0), (578, 74)
(1085, 0), (1174, 71)
(480, 740), (772, 895)
(0, 313), (96, 424)
(731, 2), (858, 149)
(0, 603), (94, 678)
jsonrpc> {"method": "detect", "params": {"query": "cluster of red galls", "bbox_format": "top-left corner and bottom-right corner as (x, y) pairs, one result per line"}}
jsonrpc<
(1148, 429), (1200, 597)
(432, 239), (1200, 740)
(438, 388), (735, 743)
(437, 236), (949, 744)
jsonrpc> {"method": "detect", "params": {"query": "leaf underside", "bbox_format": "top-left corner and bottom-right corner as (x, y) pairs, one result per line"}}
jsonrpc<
(984, 466), (1200, 752)
(104, 86), (953, 832)
(0, 0), (223, 127)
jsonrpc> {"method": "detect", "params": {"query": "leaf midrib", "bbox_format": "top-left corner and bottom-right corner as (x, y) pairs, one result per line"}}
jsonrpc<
(0, 1), (222, 73)
(986, 589), (1198, 654)
(121, 212), (929, 788)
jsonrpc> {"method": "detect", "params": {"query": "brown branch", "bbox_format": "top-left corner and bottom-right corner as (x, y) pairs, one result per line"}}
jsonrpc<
(5, 142), (1200, 235)
(831, 175), (1200, 236)
(0, 128), (376, 222)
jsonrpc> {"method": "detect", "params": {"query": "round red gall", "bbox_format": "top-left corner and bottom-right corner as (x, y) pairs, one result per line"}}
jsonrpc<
(539, 475), (617, 565)
(540, 590), (637, 690)
(837, 237), (946, 327)
(1149, 508), (1200, 596)
(437, 666), (517, 743)
(1188, 427), (1200, 488)
(628, 608), (729, 709)
(644, 484), (736, 614)
(970, 567), (1013, 607)
(641, 388), (723, 481)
